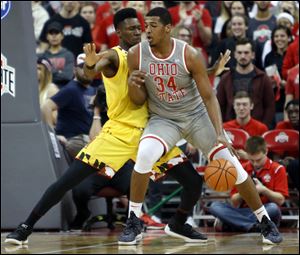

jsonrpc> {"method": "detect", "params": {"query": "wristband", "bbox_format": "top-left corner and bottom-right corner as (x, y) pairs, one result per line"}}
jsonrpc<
(93, 116), (101, 120)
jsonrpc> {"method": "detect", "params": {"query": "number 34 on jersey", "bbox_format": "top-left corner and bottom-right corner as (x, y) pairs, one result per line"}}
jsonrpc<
(149, 62), (187, 103)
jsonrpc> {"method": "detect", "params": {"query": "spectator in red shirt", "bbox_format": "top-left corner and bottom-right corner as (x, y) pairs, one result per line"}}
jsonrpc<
(126, 1), (148, 16)
(224, 91), (268, 160)
(168, 1), (212, 64)
(282, 36), (299, 80)
(209, 136), (288, 232)
(96, 4), (145, 51)
(95, 1), (124, 26)
(284, 64), (299, 112)
(275, 99), (299, 193)
(224, 91), (269, 136)
(80, 2), (100, 51)
(276, 99), (299, 130)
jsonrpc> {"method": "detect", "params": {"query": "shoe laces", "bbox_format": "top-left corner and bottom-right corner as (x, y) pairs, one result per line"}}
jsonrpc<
(260, 217), (277, 237)
(182, 223), (194, 234)
(123, 215), (141, 235)
(14, 224), (31, 237)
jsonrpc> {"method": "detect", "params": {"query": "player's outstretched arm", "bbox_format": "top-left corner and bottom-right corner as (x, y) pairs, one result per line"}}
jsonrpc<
(83, 43), (117, 79)
(127, 45), (148, 106)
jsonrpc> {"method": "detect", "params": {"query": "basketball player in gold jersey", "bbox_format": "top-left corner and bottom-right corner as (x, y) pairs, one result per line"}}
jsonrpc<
(4, 8), (194, 246)
(5, 8), (229, 246)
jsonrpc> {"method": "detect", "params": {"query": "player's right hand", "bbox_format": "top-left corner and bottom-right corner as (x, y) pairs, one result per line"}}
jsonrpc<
(83, 43), (101, 67)
(217, 133), (240, 159)
(128, 70), (146, 88)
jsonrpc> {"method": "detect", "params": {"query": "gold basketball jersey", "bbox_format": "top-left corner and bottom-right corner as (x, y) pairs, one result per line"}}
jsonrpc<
(102, 46), (148, 128)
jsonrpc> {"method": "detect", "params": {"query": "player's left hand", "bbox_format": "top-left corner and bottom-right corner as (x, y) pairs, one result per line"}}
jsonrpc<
(212, 49), (231, 76)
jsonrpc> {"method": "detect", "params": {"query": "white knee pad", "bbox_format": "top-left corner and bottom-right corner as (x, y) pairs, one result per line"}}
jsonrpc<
(134, 137), (165, 174)
(208, 144), (248, 185)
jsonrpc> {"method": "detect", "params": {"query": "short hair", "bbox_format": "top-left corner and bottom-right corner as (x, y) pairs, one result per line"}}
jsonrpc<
(234, 37), (255, 52)
(285, 99), (299, 110)
(146, 7), (172, 25)
(234, 90), (252, 102)
(245, 136), (267, 154)
(113, 8), (138, 29)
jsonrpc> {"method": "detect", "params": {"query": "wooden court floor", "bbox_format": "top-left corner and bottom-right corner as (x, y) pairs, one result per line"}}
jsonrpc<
(1, 226), (299, 254)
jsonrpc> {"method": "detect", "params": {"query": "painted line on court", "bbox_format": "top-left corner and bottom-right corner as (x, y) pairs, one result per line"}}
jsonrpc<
(39, 241), (118, 254)
(38, 232), (165, 254)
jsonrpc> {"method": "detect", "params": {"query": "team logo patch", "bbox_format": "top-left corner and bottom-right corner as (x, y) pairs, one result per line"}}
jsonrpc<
(1, 53), (16, 97)
(275, 132), (289, 143)
(1, 1), (11, 20)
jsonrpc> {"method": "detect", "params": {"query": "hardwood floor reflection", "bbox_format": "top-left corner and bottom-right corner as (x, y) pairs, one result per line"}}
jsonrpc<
(1, 227), (299, 254)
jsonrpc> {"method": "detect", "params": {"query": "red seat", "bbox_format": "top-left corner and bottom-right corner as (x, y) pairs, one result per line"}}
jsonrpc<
(82, 187), (125, 231)
(262, 129), (299, 157)
(224, 128), (250, 149)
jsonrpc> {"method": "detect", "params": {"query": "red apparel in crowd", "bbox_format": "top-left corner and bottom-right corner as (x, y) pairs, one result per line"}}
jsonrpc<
(168, 4), (212, 62)
(223, 118), (269, 137)
(275, 121), (294, 130)
(95, 2), (114, 27)
(292, 22), (299, 38)
(230, 158), (289, 207)
(285, 64), (299, 99)
(96, 12), (145, 50)
(282, 36), (299, 80)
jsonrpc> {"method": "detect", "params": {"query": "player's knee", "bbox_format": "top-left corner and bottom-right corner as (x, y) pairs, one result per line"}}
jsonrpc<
(265, 202), (281, 215)
(134, 149), (157, 174)
(134, 138), (164, 174)
(209, 201), (224, 213)
(235, 168), (248, 184)
(208, 144), (248, 185)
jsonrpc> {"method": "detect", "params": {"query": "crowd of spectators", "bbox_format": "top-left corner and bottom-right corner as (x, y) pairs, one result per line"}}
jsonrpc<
(32, 1), (298, 125)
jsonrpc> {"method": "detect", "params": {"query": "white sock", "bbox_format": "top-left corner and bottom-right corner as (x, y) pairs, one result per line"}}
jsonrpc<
(254, 206), (270, 222)
(128, 201), (143, 218)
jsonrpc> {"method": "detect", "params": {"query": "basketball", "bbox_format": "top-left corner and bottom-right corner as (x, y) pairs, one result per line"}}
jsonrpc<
(204, 158), (237, 192)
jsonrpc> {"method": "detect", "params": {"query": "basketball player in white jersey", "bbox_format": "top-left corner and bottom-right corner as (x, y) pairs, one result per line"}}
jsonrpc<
(119, 7), (282, 245)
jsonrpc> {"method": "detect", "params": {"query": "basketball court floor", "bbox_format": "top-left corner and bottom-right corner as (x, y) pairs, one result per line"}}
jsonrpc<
(1, 226), (298, 254)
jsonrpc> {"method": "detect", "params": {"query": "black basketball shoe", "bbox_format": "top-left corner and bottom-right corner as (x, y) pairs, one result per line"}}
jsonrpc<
(165, 217), (207, 243)
(118, 212), (144, 245)
(5, 223), (33, 245)
(260, 216), (283, 244)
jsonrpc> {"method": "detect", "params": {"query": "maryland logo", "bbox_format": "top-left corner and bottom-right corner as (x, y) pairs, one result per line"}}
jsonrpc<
(1, 53), (16, 97)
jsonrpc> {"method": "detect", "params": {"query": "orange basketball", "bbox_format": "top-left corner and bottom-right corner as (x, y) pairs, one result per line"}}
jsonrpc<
(204, 158), (237, 192)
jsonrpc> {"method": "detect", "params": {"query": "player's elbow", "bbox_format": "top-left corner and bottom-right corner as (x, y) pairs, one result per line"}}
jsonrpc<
(131, 96), (147, 106)
(128, 87), (147, 106)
